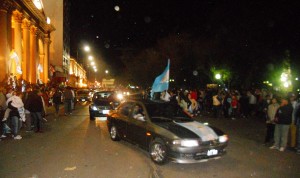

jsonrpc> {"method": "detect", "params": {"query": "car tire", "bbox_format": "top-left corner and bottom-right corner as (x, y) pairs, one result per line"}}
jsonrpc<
(110, 125), (120, 141)
(149, 138), (168, 165)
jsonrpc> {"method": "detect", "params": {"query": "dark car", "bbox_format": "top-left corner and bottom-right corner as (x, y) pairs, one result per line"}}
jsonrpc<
(89, 91), (124, 120)
(107, 99), (228, 165)
(76, 89), (93, 102)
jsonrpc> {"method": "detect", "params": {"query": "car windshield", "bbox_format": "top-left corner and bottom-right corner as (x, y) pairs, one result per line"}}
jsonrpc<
(93, 92), (113, 100)
(145, 102), (192, 122)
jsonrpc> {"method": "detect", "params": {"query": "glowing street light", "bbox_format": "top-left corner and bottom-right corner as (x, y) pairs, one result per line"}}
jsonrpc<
(84, 45), (90, 52)
(91, 61), (95, 66)
(105, 70), (109, 74)
(215, 73), (221, 80)
(88, 55), (93, 61)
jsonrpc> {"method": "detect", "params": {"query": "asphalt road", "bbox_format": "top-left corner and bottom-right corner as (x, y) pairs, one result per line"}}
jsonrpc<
(1, 103), (300, 178)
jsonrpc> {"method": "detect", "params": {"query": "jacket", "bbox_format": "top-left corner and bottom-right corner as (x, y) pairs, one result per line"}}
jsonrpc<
(25, 92), (44, 112)
(275, 104), (293, 125)
(8, 101), (20, 118)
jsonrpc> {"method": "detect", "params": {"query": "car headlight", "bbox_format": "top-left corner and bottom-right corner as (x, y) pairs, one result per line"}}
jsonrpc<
(91, 105), (99, 111)
(218, 135), (228, 143)
(173, 140), (199, 147)
(117, 93), (123, 100)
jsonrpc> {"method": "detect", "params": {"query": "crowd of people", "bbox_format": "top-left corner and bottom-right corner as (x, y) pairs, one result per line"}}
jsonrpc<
(1, 83), (300, 155)
(0, 83), (77, 141)
(154, 88), (300, 154)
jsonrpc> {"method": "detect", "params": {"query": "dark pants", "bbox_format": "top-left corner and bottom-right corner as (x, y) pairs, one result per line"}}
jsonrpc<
(265, 123), (275, 143)
(64, 99), (72, 114)
(31, 112), (43, 131)
(25, 113), (32, 131)
(54, 103), (60, 114)
(213, 105), (221, 118)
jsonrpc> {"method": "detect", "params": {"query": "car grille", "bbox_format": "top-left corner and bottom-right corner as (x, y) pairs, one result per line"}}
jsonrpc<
(201, 140), (219, 146)
(98, 106), (112, 110)
(179, 149), (225, 160)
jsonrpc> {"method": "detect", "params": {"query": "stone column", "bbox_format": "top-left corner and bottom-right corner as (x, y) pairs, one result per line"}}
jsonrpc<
(29, 25), (37, 83)
(22, 19), (30, 81)
(44, 35), (51, 84)
(12, 10), (22, 76)
(0, 0), (12, 82)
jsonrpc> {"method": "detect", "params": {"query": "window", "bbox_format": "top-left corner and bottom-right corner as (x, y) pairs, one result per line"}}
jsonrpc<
(119, 103), (133, 116)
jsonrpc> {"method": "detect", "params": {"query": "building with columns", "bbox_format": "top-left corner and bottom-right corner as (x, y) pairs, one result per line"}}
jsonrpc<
(0, 0), (56, 85)
(0, 0), (75, 88)
(68, 58), (87, 88)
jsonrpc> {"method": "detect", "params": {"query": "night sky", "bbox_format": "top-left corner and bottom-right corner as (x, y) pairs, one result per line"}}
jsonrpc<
(70, 0), (300, 86)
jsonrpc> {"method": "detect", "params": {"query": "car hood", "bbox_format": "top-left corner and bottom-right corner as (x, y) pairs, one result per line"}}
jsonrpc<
(154, 120), (219, 141)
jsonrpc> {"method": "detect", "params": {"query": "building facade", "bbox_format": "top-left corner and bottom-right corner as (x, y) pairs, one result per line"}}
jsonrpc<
(43, 0), (71, 84)
(0, 0), (55, 85)
(69, 58), (87, 88)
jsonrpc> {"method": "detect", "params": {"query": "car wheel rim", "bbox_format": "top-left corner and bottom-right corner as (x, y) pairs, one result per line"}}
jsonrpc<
(150, 143), (166, 162)
(110, 126), (117, 139)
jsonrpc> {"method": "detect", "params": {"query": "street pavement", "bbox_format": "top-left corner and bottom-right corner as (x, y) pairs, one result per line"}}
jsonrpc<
(0, 103), (300, 178)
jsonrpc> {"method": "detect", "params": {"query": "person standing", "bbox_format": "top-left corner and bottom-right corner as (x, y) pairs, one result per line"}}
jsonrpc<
(63, 86), (74, 115)
(52, 87), (62, 117)
(7, 91), (25, 140)
(289, 94), (297, 148)
(264, 97), (280, 145)
(22, 87), (33, 132)
(212, 92), (222, 118)
(160, 90), (171, 102)
(270, 98), (293, 152)
(0, 87), (7, 140)
(231, 94), (238, 120)
(294, 98), (300, 154)
(25, 89), (44, 133)
(247, 91), (257, 117)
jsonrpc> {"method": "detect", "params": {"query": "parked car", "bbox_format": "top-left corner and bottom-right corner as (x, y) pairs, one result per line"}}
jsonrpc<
(89, 91), (124, 120)
(107, 99), (228, 165)
(76, 89), (93, 102)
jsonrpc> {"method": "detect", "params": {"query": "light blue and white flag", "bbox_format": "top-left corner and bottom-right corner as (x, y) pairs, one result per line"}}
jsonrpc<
(151, 59), (170, 98)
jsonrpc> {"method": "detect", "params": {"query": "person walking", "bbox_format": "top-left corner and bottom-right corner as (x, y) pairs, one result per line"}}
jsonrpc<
(270, 98), (294, 152)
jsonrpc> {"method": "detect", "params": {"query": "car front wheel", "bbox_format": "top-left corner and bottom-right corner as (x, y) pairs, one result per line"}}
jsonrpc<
(149, 138), (168, 165)
(110, 125), (120, 141)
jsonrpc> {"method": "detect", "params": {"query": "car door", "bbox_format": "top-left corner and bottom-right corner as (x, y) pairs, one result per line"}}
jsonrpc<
(114, 103), (133, 139)
(127, 103), (148, 149)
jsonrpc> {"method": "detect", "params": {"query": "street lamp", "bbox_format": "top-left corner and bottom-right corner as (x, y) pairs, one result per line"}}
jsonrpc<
(215, 73), (221, 80)
(105, 70), (109, 74)
(84, 45), (90, 52)
(88, 55), (94, 61)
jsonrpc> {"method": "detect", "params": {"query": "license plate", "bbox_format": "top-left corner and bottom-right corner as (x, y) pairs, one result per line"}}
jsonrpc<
(102, 110), (110, 114)
(81, 99), (85, 101)
(95, 117), (107, 121)
(207, 149), (218, 156)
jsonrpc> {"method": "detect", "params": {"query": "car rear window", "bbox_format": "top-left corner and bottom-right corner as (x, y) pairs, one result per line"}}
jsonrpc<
(94, 92), (113, 99)
(146, 103), (186, 118)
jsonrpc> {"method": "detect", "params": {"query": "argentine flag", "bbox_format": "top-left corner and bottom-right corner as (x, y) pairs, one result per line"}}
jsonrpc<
(151, 59), (170, 98)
